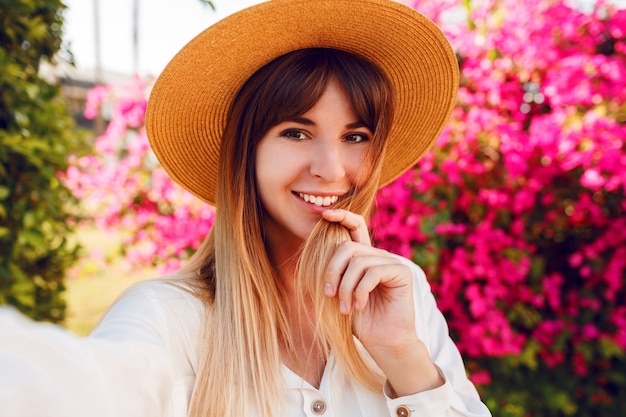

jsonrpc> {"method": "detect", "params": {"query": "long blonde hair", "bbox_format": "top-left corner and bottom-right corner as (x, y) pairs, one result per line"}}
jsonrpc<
(181, 48), (396, 417)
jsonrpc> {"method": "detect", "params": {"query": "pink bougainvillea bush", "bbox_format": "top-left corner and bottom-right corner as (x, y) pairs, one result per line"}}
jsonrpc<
(63, 1), (625, 416)
(61, 76), (215, 273)
(372, 1), (626, 416)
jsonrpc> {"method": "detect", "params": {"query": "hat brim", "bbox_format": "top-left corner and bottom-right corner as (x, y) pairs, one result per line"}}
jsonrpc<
(146, 0), (459, 206)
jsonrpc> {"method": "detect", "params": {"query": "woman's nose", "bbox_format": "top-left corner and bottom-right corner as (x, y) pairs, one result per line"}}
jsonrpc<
(309, 141), (346, 182)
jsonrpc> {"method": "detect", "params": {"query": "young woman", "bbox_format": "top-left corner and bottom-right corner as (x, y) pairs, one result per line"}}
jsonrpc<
(1, 1), (491, 416)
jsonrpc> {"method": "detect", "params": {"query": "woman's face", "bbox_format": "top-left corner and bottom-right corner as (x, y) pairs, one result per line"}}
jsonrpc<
(255, 80), (373, 250)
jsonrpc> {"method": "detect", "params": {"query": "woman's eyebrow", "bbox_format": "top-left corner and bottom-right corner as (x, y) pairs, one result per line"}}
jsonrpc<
(346, 121), (369, 130)
(285, 116), (315, 125)
(285, 117), (369, 130)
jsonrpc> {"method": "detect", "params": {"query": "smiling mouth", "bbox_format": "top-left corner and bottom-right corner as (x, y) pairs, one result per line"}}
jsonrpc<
(297, 192), (340, 207)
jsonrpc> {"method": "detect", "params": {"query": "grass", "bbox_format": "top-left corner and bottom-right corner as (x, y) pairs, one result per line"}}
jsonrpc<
(64, 227), (156, 336)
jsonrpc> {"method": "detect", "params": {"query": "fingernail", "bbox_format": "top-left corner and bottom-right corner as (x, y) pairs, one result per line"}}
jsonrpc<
(324, 283), (334, 296)
(340, 301), (348, 314)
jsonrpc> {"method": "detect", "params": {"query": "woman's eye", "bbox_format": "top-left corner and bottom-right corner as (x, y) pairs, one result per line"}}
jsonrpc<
(282, 129), (307, 140)
(344, 133), (369, 143)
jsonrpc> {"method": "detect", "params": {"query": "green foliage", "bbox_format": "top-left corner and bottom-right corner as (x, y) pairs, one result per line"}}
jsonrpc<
(474, 353), (626, 417)
(0, 0), (85, 322)
(198, 0), (216, 11)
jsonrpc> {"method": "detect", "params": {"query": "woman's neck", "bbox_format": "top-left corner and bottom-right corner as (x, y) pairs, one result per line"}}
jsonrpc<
(265, 235), (303, 287)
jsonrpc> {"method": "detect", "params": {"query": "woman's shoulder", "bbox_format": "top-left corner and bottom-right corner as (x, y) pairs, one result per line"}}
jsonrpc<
(121, 278), (203, 303)
(91, 277), (205, 344)
(107, 278), (203, 315)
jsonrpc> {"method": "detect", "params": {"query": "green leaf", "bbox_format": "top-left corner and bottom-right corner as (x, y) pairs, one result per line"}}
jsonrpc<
(22, 228), (46, 248)
(0, 186), (9, 200)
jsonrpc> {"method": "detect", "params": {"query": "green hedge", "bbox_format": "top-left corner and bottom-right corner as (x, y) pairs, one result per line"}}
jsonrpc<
(0, 0), (85, 322)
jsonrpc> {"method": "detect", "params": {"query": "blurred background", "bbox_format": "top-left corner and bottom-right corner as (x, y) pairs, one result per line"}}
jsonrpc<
(62, 0), (260, 76)
(1, 1), (625, 416)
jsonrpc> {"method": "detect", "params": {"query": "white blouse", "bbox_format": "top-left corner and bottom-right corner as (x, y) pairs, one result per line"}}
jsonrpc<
(0, 258), (491, 417)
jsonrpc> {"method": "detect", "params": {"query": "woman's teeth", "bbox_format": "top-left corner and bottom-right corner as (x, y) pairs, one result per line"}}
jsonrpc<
(298, 193), (339, 207)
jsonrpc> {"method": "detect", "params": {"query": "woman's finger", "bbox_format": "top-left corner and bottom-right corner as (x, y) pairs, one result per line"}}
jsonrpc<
(324, 241), (376, 298)
(350, 264), (409, 311)
(321, 209), (371, 245)
(338, 257), (410, 314)
(324, 241), (407, 311)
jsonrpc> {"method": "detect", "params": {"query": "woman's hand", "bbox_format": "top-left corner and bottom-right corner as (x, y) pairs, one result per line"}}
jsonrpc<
(320, 208), (415, 347)
(321, 208), (443, 396)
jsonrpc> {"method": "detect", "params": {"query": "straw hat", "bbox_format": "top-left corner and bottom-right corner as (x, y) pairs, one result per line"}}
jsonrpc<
(146, 0), (459, 205)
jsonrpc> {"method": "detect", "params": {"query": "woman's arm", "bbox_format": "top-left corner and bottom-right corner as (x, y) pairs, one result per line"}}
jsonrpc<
(0, 280), (201, 417)
(381, 259), (492, 417)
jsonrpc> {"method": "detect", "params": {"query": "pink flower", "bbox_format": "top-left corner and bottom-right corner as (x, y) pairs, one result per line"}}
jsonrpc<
(84, 85), (110, 119)
(580, 169), (606, 190)
(469, 369), (492, 386)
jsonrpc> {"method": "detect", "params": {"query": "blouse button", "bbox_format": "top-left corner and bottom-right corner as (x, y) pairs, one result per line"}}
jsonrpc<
(396, 405), (410, 417)
(311, 399), (327, 414)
